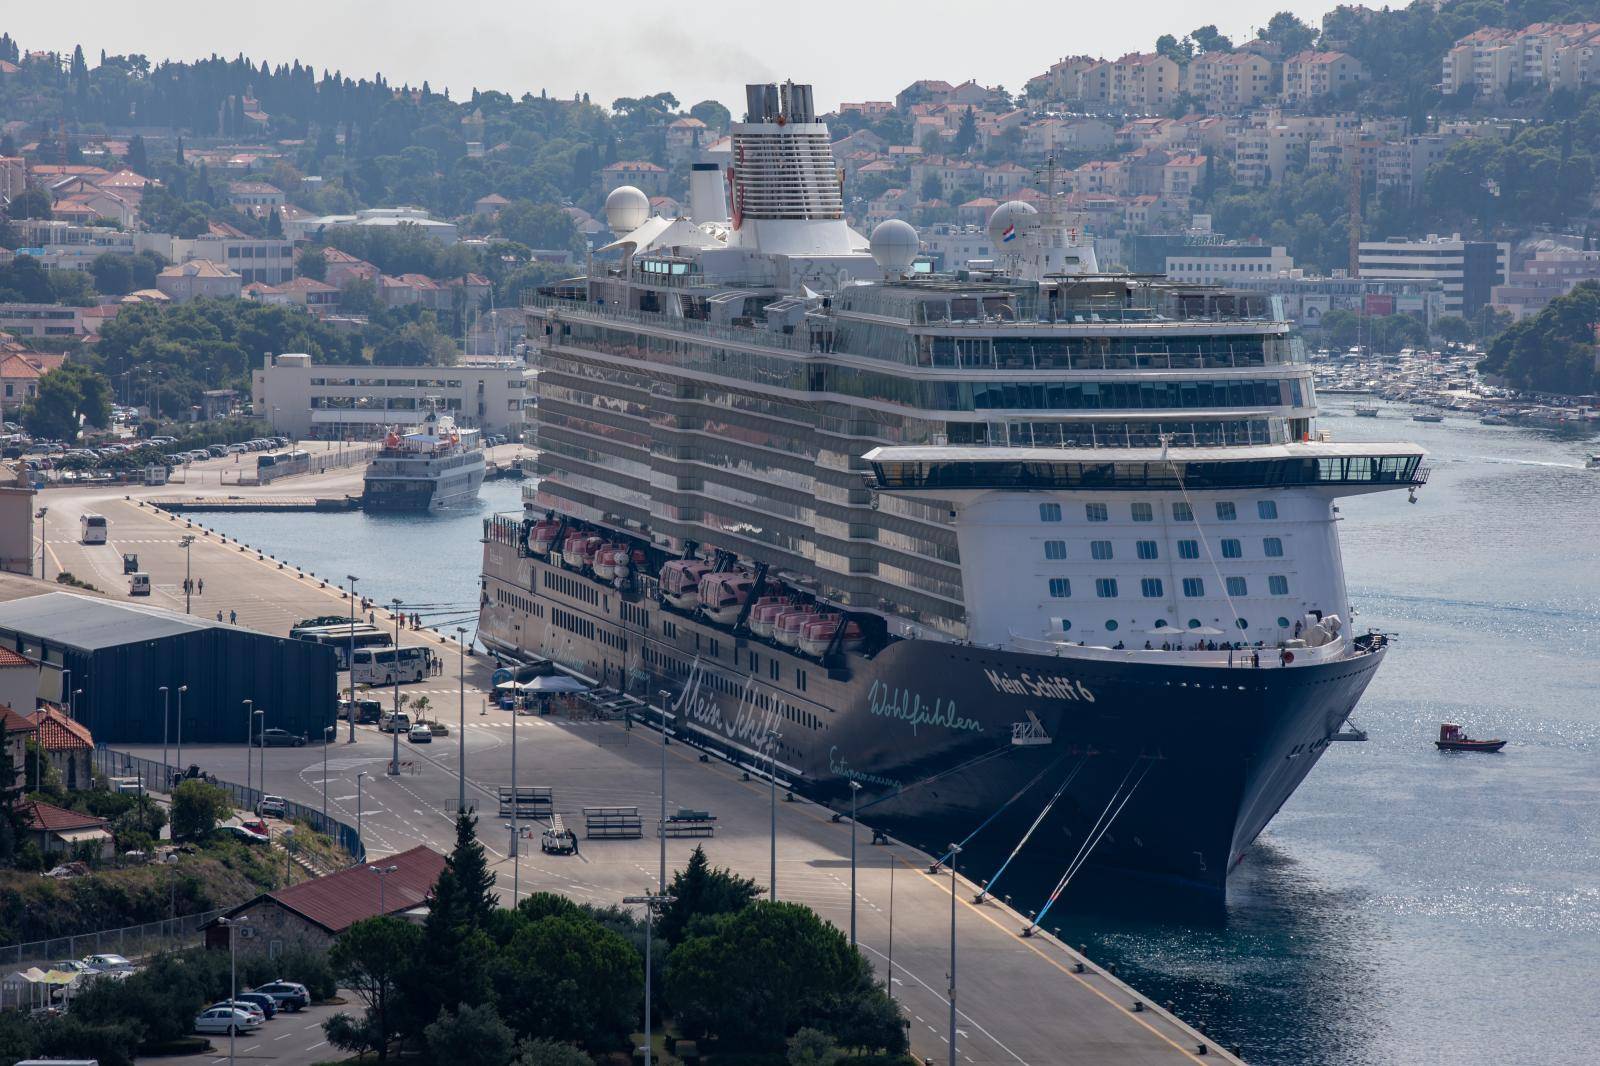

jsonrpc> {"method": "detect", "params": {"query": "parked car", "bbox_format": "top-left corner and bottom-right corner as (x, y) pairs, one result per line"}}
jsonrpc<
(207, 445), (229, 458)
(260, 728), (306, 747)
(378, 713), (411, 734)
(256, 795), (288, 818)
(82, 954), (132, 972)
(339, 698), (383, 724)
(408, 722), (433, 743)
(233, 991), (277, 1019)
(214, 824), (269, 845)
(252, 980), (310, 1011)
(208, 999), (265, 1024)
(195, 1006), (261, 1035)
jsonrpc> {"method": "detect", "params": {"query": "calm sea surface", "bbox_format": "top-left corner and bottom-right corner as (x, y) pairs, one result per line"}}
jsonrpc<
(201, 415), (1600, 1064)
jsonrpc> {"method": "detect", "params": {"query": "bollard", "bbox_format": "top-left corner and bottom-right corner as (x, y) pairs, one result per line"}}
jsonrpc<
(784, 790), (794, 802)
(1072, 962), (1085, 973)
(1132, 1000), (1144, 1012)
(1195, 1044), (1207, 1056)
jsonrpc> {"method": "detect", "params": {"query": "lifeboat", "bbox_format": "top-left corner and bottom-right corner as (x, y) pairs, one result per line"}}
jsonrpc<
(748, 598), (791, 639)
(773, 606), (821, 648)
(660, 559), (713, 609)
(560, 533), (591, 570)
(594, 546), (625, 580)
(1435, 722), (1506, 753)
(699, 572), (755, 625)
(527, 520), (561, 554)
(799, 615), (864, 657)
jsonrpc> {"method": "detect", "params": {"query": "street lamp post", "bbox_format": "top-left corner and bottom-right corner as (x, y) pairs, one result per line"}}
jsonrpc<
(346, 576), (359, 743)
(849, 780), (862, 947)
(948, 842), (961, 1066)
(216, 917), (238, 1066)
(369, 863), (397, 912)
(180, 534), (195, 614)
(255, 709), (265, 795)
(175, 685), (187, 770)
(356, 771), (367, 846)
(243, 700), (253, 794)
(456, 626), (467, 814)
(767, 729), (781, 902)
(657, 689), (669, 893)
(388, 600), (402, 775)
(322, 725), (334, 826)
(623, 893), (675, 1066)
(509, 692), (519, 904)
(160, 686), (169, 770)
(887, 852), (897, 999)
(33, 507), (47, 581)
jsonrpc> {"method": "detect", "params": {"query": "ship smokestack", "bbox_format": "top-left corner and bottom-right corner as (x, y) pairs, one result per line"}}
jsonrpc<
(690, 161), (728, 225)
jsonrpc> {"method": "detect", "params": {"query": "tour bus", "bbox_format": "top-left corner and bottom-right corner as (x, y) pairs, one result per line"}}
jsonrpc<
(292, 624), (392, 669)
(351, 645), (431, 685)
(79, 513), (108, 544)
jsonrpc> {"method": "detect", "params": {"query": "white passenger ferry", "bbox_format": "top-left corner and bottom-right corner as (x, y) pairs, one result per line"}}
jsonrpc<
(362, 411), (485, 512)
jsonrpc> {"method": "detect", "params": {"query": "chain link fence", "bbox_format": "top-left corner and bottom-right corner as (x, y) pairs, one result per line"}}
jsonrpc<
(0, 908), (227, 978)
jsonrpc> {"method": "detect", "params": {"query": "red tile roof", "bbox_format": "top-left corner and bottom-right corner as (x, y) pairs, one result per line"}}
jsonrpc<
(0, 647), (33, 668)
(26, 708), (94, 751)
(250, 845), (446, 933)
(0, 705), (32, 733)
(19, 800), (108, 833)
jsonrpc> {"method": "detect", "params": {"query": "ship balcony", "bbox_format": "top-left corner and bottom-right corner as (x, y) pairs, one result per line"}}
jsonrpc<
(1005, 630), (1377, 669)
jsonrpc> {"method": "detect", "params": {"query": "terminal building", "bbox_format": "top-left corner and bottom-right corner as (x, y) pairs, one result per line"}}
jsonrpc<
(252, 353), (534, 440)
(1358, 234), (1509, 317)
(0, 592), (335, 745)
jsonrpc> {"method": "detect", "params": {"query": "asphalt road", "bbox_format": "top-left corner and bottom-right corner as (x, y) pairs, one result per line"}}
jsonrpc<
(156, 997), (352, 1066)
(43, 460), (1239, 1066)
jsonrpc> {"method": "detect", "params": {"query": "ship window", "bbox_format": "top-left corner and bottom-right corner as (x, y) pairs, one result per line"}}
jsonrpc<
(1172, 502), (1194, 521)
(1044, 540), (1066, 560)
(1182, 577), (1205, 597)
(1090, 540), (1113, 560)
(796, 669), (808, 692)
(1258, 500), (1279, 519)
(1058, 618), (1072, 632)
(1226, 576), (1248, 596)
(1178, 539), (1200, 559)
(1220, 538), (1242, 558)
(1188, 618), (1203, 628)
(1216, 501), (1237, 520)
(1136, 540), (1159, 560)
(1141, 578), (1164, 598)
(770, 660), (780, 680)
(1105, 619), (1119, 631)
(1086, 503), (1109, 522)
(1236, 618), (1250, 630)
(1048, 578), (1071, 598)
(1039, 503), (1062, 522)
(1131, 502), (1153, 522)
(1263, 537), (1284, 557)
(1277, 616), (1291, 628)
(1269, 575), (1290, 595)
(1095, 578), (1118, 598)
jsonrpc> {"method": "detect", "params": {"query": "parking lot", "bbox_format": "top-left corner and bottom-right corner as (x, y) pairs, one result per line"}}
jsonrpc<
(167, 997), (352, 1066)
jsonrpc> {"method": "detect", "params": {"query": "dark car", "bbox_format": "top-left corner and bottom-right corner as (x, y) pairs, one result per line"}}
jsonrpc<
(260, 728), (306, 748)
(253, 980), (310, 1011)
(233, 991), (277, 1019)
(339, 698), (383, 724)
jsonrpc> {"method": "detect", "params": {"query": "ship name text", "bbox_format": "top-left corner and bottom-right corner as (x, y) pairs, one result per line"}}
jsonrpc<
(984, 669), (1096, 703)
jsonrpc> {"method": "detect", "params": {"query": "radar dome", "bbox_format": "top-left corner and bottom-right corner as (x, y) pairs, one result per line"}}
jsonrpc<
(987, 200), (1039, 249)
(870, 219), (919, 275)
(604, 185), (650, 233)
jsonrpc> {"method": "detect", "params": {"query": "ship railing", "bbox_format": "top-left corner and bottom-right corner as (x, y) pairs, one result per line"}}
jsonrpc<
(525, 294), (826, 356)
(1005, 631), (1360, 668)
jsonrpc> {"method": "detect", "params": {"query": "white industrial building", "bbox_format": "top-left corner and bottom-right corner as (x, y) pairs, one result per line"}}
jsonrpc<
(252, 353), (532, 440)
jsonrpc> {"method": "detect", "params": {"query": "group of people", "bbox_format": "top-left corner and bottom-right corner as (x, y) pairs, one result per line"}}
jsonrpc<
(182, 577), (204, 595)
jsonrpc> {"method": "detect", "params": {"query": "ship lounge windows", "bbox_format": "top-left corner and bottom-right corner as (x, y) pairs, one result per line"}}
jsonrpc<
(1131, 502), (1154, 522)
(1086, 503), (1109, 522)
(1141, 578), (1165, 598)
(1095, 578), (1119, 598)
(1221, 538), (1242, 559)
(1258, 500), (1279, 519)
(1226, 576), (1248, 596)
(1044, 540), (1067, 560)
(1183, 577), (1205, 597)
(1216, 501), (1238, 521)
(1040, 503), (1063, 522)
(1172, 502), (1194, 521)
(1136, 540), (1159, 560)
(1090, 540), (1113, 560)
(1178, 539), (1200, 560)
(1269, 575), (1290, 595)
(1263, 537), (1284, 558)
(1048, 578), (1072, 598)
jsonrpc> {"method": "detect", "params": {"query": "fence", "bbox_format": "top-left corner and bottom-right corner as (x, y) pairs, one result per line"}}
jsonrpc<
(0, 908), (227, 979)
(92, 747), (367, 867)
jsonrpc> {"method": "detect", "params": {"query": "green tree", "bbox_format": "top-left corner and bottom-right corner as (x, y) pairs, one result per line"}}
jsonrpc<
(496, 200), (583, 256)
(1258, 12), (1318, 55)
(328, 916), (425, 1064)
(127, 134), (149, 175)
(6, 187), (53, 220)
(296, 246), (328, 281)
(689, 99), (731, 133)
(425, 1002), (516, 1066)
(1480, 280), (1600, 394)
(657, 844), (761, 945)
(1190, 24), (1233, 53)
(90, 252), (162, 296)
(21, 364), (113, 444)
(491, 895), (642, 1050)
(1155, 34), (1193, 63)
(373, 316), (456, 366)
(953, 108), (977, 155)
(415, 811), (497, 1024)
(169, 778), (232, 839)
(514, 1038), (594, 1066)
(787, 1027), (841, 1066)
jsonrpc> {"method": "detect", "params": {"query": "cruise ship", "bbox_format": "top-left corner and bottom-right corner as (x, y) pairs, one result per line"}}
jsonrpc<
(478, 82), (1428, 894)
(362, 411), (485, 512)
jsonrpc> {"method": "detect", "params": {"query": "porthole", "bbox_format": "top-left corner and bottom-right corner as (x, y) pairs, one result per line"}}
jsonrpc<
(1277, 616), (1290, 628)
(1106, 619), (1119, 631)
(1188, 618), (1202, 629)
(1236, 618), (1250, 629)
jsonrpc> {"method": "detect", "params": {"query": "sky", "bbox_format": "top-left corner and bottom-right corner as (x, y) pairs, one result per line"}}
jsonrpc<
(4, 0), (1349, 113)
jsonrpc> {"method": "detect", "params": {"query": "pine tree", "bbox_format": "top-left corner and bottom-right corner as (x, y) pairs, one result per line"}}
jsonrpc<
(266, 207), (283, 237)
(175, 135), (185, 166)
(445, 809), (498, 925)
(127, 134), (148, 175)
(657, 844), (761, 944)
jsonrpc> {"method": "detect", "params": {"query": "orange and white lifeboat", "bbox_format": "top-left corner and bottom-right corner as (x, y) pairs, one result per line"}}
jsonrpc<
(528, 520), (561, 554)
(799, 615), (864, 657)
(699, 572), (755, 626)
(594, 546), (624, 580)
(660, 559), (713, 609)
(773, 605), (821, 648)
(748, 598), (790, 639)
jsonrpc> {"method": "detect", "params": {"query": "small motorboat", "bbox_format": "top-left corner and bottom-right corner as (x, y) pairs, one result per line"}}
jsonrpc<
(1412, 413), (1444, 423)
(1435, 722), (1505, 753)
(1354, 405), (1380, 418)
(1586, 454), (1600, 470)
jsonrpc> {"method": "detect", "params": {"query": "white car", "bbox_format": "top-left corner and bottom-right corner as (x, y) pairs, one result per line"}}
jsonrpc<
(208, 999), (265, 1024)
(195, 1006), (261, 1035)
(83, 953), (133, 972)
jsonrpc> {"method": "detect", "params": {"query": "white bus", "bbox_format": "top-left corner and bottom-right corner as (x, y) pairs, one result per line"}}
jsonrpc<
(79, 513), (108, 544)
(293, 625), (393, 669)
(352, 645), (431, 685)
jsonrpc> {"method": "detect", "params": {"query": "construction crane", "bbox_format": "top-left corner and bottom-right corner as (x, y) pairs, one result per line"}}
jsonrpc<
(1346, 137), (1362, 278)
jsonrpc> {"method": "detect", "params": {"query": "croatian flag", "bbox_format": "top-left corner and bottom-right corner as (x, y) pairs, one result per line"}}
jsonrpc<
(1001, 223), (1017, 243)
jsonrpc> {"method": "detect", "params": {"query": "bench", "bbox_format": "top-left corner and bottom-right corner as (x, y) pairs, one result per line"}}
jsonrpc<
(584, 805), (643, 840)
(498, 786), (554, 818)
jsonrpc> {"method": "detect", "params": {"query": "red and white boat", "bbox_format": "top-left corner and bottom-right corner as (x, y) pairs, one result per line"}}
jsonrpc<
(594, 545), (627, 580)
(748, 598), (792, 638)
(773, 606), (821, 648)
(660, 559), (713, 609)
(1435, 722), (1506, 753)
(698, 572), (755, 625)
(799, 614), (864, 657)
(527, 520), (561, 554)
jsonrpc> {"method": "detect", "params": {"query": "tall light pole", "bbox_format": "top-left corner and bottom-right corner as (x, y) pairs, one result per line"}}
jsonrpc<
(369, 863), (397, 912)
(255, 709), (265, 795)
(455, 626), (467, 814)
(175, 685), (187, 770)
(887, 853), (897, 999)
(159, 686), (169, 771)
(216, 917), (237, 1066)
(657, 689), (670, 893)
(33, 507), (46, 581)
(356, 771), (367, 846)
(346, 575), (359, 743)
(243, 700), (254, 794)
(180, 534), (195, 614)
(509, 692), (519, 904)
(388, 599), (402, 775)
(623, 893), (675, 1066)
(948, 842), (961, 1066)
(849, 779), (862, 947)
(767, 729), (781, 902)
(322, 725), (335, 827)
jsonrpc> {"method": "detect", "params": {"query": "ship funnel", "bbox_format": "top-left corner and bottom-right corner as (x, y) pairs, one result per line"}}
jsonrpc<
(690, 161), (728, 225)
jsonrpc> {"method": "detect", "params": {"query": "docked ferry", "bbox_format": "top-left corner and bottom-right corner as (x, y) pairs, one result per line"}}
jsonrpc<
(477, 82), (1427, 894)
(362, 411), (485, 512)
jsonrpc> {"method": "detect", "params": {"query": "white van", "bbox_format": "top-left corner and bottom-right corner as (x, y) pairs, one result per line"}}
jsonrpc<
(128, 573), (151, 596)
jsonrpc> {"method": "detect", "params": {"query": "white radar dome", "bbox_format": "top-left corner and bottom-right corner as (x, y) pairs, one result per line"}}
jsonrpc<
(604, 185), (650, 233)
(987, 200), (1039, 249)
(869, 219), (920, 275)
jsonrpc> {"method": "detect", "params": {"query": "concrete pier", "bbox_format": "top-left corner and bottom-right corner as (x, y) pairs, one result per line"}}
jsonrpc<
(33, 453), (1242, 1066)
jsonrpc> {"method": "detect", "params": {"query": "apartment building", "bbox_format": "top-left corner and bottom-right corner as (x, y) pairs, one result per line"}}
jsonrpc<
(1376, 134), (1462, 200)
(1108, 53), (1180, 113)
(1185, 53), (1274, 113)
(0, 304), (90, 339)
(1441, 22), (1600, 96)
(1280, 51), (1367, 106)
(1491, 243), (1600, 319)
(1358, 234), (1510, 316)
(156, 260), (243, 302)
(8, 220), (134, 271)
(134, 233), (294, 284)
(252, 352), (534, 439)
(1165, 242), (1294, 282)
(1232, 111), (1362, 186)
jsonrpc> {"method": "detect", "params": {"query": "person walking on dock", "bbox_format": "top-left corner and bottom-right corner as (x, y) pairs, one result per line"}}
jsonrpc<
(229, 609), (236, 624)
(197, 578), (204, 595)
